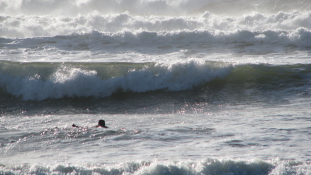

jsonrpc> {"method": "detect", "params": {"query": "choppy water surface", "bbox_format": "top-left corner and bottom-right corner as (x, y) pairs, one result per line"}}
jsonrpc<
(1, 0), (311, 174)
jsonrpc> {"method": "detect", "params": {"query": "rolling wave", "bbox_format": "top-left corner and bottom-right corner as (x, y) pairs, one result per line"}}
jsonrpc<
(1, 11), (311, 38)
(1, 60), (310, 101)
(1, 28), (311, 57)
(0, 61), (232, 101)
(2, 3), (311, 63)
(0, 158), (310, 175)
(1, 0), (310, 16)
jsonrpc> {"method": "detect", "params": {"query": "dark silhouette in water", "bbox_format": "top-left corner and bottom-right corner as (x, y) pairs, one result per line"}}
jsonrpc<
(96, 119), (109, 128)
(72, 124), (79, 127)
(72, 119), (109, 128)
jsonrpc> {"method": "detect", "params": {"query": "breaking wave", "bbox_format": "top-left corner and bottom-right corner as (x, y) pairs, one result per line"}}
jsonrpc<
(0, 61), (232, 101)
(1, 11), (311, 39)
(1, 158), (310, 175)
(1, 60), (310, 101)
(1, 0), (310, 16)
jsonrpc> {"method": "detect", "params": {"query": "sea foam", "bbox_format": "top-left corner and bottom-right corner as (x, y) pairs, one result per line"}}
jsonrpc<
(0, 61), (232, 100)
(1, 11), (311, 38)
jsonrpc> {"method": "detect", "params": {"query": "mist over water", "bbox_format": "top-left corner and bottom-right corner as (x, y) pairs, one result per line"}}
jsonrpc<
(1, 0), (311, 175)
(1, 0), (311, 65)
(1, 0), (311, 16)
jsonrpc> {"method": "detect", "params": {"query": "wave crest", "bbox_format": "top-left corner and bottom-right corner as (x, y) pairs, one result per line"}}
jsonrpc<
(1, 0), (310, 16)
(2, 158), (311, 175)
(0, 61), (232, 101)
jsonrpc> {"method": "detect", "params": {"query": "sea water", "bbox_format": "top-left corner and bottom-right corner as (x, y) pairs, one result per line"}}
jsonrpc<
(1, 0), (311, 174)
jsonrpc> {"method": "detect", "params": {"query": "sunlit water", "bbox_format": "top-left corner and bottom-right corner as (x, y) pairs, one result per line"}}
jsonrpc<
(1, 0), (311, 174)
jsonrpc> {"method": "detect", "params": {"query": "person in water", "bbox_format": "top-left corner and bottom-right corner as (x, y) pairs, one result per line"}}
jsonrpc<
(72, 119), (109, 128)
(96, 119), (109, 128)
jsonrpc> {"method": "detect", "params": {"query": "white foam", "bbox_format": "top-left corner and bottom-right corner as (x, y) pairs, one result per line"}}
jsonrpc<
(1, 10), (311, 39)
(0, 61), (232, 100)
(1, 0), (310, 17)
(1, 27), (311, 65)
(1, 2), (311, 65)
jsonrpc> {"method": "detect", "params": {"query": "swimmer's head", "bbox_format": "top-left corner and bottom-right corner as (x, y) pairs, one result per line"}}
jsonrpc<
(97, 119), (108, 128)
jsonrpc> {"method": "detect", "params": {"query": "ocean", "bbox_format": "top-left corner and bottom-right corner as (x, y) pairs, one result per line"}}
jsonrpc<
(1, 0), (311, 174)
